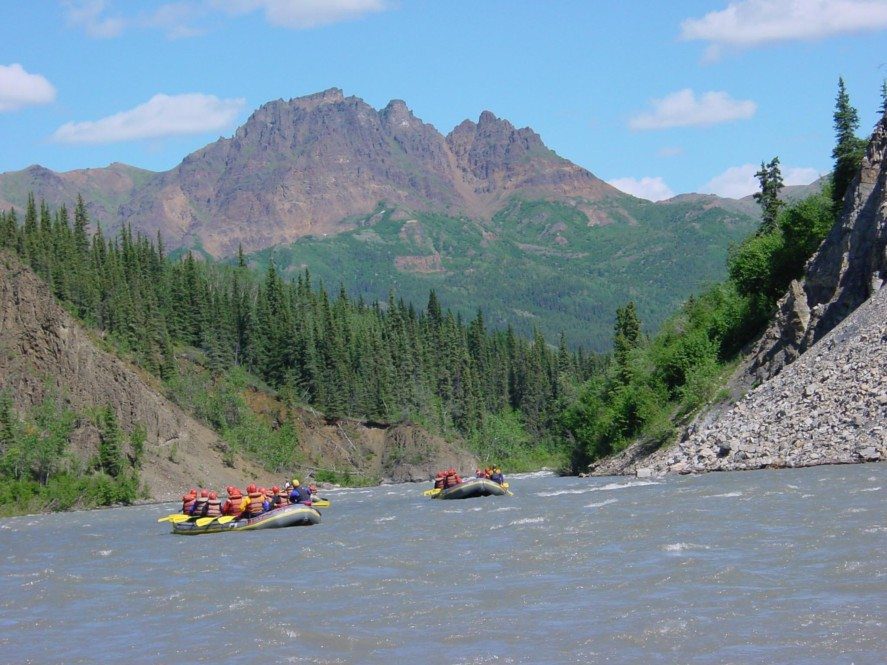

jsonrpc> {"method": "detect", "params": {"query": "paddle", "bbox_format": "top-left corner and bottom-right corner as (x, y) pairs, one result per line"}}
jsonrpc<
(423, 488), (442, 497)
(311, 499), (330, 508)
(157, 513), (194, 523)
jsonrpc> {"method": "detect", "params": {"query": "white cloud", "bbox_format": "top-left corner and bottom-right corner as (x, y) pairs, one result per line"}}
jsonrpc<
(0, 64), (56, 112)
(629, 89), (756, 130)
(608, 176), (675, 202)
(701, 163), (823, 198)
(52, 93), (245, 144)
(63, 0), (126, 38)
(681, 0), (887, 58)
(214, 0), (388, 29)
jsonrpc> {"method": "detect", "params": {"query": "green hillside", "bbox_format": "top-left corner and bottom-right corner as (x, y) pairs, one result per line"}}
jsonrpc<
(248, 197), (758, 351)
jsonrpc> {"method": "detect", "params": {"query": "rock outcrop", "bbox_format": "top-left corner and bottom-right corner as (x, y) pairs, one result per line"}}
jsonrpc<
(749, 115), (886, 381)
(0, 250), (267, 500)
(623, 114), (887, 477)
(634, 286), (886, 476)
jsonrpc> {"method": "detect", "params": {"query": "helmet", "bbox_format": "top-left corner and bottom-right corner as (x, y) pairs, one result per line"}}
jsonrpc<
(292, 479), (300, 487)
(247, 483), (257, 493)
(200, 489), (209, 498)
(208, 491), (217, 500)
(229, 487), (242, 497)
(272, 486), (280, 493)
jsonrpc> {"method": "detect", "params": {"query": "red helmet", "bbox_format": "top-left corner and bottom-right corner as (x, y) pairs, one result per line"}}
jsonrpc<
(247, 483), (257, 493)
(200, 489), (209, 498)
(272, 486), (280, 493)
(189, 488), (197, 495)
(208, 491), (217, 500)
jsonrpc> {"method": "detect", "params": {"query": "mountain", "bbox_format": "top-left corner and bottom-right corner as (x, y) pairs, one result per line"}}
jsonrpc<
(0, 89), (764, 348)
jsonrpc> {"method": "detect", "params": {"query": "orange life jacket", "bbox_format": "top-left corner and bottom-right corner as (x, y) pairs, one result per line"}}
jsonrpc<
(247, 491), (265, 516)
(205, 498), (222, 517)
(434, 477), (445, 489)
(182, 494), (196, 514)
(222, 494), (243, 516)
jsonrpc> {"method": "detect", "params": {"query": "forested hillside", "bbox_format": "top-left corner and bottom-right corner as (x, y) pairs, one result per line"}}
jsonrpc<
(0, 195), (595, 504)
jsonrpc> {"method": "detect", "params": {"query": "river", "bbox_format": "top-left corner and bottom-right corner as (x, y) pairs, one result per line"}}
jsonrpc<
(1, 464), (884, 664)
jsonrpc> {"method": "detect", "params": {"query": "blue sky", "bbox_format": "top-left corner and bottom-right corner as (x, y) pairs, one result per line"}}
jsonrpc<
(1, 1), (886, 200)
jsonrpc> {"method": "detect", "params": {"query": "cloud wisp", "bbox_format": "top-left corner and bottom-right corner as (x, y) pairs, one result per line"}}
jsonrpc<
(608, 176), (675, 202)
(63, 0), (126, 38)
(701, 163), (823, 198)
(217, 0), (389, 29)
(0, 64), (56, 112)
(629, 89), (756, 130)
(64, 0), (391, 38)
(52, 93), (245, 144)
(681, 0), (887, 59)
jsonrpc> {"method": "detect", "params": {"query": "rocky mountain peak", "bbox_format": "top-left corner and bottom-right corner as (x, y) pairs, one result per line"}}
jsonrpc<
(292, 86), (345, 108)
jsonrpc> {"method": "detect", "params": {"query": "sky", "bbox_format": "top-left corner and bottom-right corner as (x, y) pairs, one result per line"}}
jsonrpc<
(1, 0), (886, 201)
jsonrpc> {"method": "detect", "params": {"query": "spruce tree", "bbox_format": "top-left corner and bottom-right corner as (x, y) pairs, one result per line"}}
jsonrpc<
(613, 301), (641, 384)
(753, 157), (784, 235)
(831, 77), (866, 207)
(99, 407), (123, 478)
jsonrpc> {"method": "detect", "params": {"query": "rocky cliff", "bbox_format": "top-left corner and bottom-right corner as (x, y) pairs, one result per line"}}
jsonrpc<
(0, 252), (475, 499)
(593, 114), (887, 478)
(748, 116), (886, 381)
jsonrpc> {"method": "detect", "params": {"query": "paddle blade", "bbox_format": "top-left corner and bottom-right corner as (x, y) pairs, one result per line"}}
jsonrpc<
(216, 516), (236, 524)
(312, 500), (330, 508)
(195, 516), (216, 527)
(157, 515), (174, 523)
(423, 488), (442, 497)
(502, 482), (509, 489)
(169, 514), (192, 523)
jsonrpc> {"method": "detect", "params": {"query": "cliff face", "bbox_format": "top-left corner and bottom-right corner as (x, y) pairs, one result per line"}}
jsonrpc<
(0, 252), (476, 498)
(748, 115), (887, 381)
(593, 115), (887, 478)
(0, 251), (265, 499)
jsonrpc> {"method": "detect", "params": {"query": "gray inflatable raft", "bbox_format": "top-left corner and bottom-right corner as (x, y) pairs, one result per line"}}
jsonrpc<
(433, 477), (510, 500)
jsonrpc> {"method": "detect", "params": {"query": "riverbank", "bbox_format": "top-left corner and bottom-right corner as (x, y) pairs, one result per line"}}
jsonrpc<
(594, 282), (886, 478)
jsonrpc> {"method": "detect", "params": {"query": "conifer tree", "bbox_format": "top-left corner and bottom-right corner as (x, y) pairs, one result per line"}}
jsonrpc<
(753, 157), (784, 235)
(613, 301), (641, 384)
(99, 407), (123, 478)
(831, 77), (866, 207)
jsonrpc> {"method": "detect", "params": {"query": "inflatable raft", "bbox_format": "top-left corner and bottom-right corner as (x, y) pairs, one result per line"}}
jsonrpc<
(171, 504), (321, 535)
(432, 477), (510, 500)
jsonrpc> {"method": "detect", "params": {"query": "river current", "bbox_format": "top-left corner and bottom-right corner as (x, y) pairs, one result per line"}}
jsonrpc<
(1, 464), (884, 664)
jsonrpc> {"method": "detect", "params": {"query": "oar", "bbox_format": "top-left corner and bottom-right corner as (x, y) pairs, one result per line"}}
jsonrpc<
(217, 515), (236, 524)
(423, 488), (442, 497)
(311, 499), (330, 508)
(157, 513), (194, 523)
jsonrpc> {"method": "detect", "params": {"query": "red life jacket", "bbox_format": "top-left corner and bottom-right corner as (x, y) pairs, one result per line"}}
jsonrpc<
(434, 477), (445, 489)
(222, 494), (243, 516)
(182, 495), (196, 514)
(205, 498), (222, 517)
(247, 491), (265, 516)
